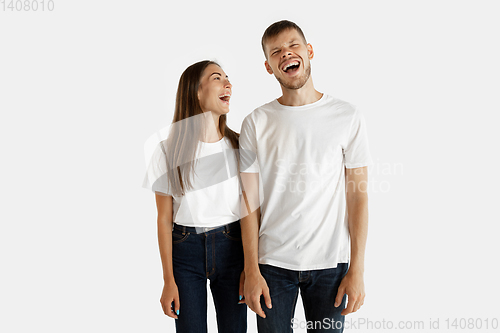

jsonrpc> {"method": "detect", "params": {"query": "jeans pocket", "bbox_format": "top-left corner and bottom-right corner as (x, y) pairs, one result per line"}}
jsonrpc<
(172, 228), (190, 244)
(222, 225), (242, 241)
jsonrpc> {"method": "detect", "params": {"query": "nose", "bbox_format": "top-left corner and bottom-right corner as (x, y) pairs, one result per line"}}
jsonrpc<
(282, 50), (292, 58)
(224, 79), (232, 89)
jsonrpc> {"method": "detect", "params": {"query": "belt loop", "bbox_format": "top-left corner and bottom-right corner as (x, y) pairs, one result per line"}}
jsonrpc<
(224, 223), (230, 233)
(182, 225), (186, 233)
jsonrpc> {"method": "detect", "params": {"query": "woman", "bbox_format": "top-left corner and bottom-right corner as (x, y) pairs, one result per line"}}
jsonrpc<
(143, 60), (246, 332)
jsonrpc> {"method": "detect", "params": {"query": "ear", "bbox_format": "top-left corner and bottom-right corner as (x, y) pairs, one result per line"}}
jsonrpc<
(264, 60), (273, 75)
(307, 43), (314, 60)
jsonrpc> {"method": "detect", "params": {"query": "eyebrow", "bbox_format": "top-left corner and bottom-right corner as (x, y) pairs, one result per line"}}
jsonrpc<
(209, 72), (229, 78)
(269, 39), (298, 53)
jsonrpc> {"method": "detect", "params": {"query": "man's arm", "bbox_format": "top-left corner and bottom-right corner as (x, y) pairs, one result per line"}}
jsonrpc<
(240, 172), (272, 318)
(335, 166), (369, 315)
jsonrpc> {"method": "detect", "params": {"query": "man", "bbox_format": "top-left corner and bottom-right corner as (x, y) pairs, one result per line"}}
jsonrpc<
(239, 20), (373, 332)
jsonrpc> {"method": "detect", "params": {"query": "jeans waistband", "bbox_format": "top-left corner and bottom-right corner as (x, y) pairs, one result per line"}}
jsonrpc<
(173, 220), (240, 234)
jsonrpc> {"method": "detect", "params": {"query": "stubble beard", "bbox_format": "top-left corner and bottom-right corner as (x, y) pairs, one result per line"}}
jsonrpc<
(276, 62), (311, 90)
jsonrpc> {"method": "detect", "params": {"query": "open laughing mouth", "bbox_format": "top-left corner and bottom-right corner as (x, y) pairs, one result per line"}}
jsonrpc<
(219, 92), (231, 105)
(281, 60), (301, 75)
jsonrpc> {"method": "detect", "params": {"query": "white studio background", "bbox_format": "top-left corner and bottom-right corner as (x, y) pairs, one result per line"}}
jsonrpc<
(1, 0), (499, 332)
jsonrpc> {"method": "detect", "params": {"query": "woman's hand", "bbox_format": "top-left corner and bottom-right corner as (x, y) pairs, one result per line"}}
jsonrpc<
(238, 270), (246, 304)
(244, 270), (272, 318)
(160, 281), (180, 319)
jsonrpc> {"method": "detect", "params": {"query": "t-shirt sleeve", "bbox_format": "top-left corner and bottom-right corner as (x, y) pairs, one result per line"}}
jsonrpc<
(343, 108), (374, 169)
(142, 141), (173, 196)
(239, 115), (260, 173)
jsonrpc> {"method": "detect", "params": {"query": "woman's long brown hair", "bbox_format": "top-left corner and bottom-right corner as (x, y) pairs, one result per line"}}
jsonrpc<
(163, 60), (239, 196)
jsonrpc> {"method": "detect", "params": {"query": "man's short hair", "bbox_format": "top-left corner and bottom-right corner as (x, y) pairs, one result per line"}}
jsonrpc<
(261, 20), (307, 57)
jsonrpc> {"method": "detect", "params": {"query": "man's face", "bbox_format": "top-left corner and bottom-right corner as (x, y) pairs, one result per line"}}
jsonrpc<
(264, 28), (314, 90)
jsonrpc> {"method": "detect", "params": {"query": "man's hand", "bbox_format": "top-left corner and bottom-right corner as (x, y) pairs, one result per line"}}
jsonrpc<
(334, 271), (365, 315)
(244, 271), (272, 318)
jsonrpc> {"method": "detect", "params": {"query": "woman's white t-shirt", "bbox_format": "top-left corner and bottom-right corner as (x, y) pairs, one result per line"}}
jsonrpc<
(143, 136), (241, 227)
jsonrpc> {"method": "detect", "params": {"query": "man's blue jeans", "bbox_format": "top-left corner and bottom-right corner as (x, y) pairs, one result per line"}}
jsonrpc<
(172, 221), (247, 333)
(257, 263), (349, 333)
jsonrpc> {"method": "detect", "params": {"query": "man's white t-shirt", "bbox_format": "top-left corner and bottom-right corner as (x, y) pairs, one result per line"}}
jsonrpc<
(239, 94), (373, 271)
(143, 137), (241, 227)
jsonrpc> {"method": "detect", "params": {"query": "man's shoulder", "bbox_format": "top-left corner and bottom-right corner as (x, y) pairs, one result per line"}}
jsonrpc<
(242, 99), (277, 124)
(251, 99), (277, 115)
(321, 94), (358, 115)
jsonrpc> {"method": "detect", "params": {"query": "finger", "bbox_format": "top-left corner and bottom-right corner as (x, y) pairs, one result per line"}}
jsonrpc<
(173, 295), (180, 319)
(341, 299), (357, 316)
(160, 298), (171, 316)
(160, 299), (167, 315)
(348, 300), (360, 314)
(357, 296), (364, 310)
(164, 300), (177, 319)
(246, 298), (257, 314)
(247, 295), (265, 318)
(239, 284), (244, 296)
(239, 281), (244, 304)
(245, 295), (255, 311)
(254, 295), (267, 318)
(357, 295), (365, 311)
(334, 285), (345, 307)
(262, 287), (272, 309)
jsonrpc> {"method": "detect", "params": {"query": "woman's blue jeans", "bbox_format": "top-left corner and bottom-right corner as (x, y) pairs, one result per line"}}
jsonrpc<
(172, 221), (247, 333)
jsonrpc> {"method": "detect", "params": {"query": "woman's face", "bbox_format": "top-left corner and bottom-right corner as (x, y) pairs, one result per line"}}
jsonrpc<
(197, 64), (232, 116)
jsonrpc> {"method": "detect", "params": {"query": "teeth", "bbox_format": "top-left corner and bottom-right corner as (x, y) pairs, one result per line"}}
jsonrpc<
(283, 61), (299, 71)
(219, 93), (231, 98)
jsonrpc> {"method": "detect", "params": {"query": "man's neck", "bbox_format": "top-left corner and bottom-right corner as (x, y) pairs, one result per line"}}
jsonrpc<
(277, 79), (323, 107)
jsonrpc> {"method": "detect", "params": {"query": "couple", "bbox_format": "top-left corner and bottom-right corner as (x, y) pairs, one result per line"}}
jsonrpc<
(143, 20), (373, 333)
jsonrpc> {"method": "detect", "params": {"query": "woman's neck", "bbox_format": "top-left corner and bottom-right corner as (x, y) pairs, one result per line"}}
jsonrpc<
(201, 111), (223, 143)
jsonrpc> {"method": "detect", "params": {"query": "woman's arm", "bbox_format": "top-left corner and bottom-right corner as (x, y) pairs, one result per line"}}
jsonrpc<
(155, 192), (180, 318)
